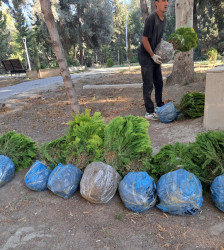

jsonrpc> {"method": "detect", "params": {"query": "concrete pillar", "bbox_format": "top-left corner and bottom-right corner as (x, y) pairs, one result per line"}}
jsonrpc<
(203, 65), (224, 130)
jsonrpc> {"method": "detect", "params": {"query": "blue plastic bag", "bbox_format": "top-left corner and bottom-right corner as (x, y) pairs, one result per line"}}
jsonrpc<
(118, 172), (157, 213)
(24, 160), (52, 191)
(0, 155), (15, 187)
(157, 169), (203, 215)
(157, 102), (178, 123)
(47, 163), (82, 199)
(211, 174), (224, 212)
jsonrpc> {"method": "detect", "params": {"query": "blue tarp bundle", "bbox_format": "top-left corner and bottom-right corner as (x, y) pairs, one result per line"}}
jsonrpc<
(157, 102), (179, 123)
(156, 169), (203, 215)
(0, 155), (15, 187)
(211, 174), (224, 212)
(24, 160), (52, 191)
(47, 163), (82, 199)
(118, 172), (157, 213)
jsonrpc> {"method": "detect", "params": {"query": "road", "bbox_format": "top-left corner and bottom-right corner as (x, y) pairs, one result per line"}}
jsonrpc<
(0, 67), (131, 102)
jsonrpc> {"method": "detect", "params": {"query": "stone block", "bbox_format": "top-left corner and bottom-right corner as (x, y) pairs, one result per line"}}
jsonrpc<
(203, 65), (224, 130)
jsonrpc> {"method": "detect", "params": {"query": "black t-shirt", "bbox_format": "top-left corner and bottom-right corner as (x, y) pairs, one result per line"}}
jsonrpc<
(139, 12), (166, 59)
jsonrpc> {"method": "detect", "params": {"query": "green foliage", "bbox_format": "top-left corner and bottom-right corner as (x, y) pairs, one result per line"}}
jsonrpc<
(168, 27), (198, 52)
(66, 110), (106, 170)
(188, 131), (224, 187)
(152, 131), (224, 191)
(0, 6), (10, 65)
(179, 92), (205, 118)
(103, 115), (152, 176)
(163, 14), (175, 41)
(0, 131), (37, 171)
(106, 58), (114, 67)
(151, 142), (198, 181)
(40, 136), (67, 168)
(130, 56), (138, 63)
(206, 47), (218, 63)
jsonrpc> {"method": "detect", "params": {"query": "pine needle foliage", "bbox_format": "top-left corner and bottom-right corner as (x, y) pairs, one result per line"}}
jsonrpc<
(66, 109), (106, 170)
(103, 115), (152, 176)
(188, 131), (224, 187)
(151, 142), (199, 181)
(0, 131), (37, 171)
(179, 92), (205, 118)
(168, 27), (197, 52)
(40, 136), (67, 168)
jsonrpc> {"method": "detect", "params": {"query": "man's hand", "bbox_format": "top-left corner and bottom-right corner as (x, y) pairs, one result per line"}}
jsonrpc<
(152, 54), (162, 64)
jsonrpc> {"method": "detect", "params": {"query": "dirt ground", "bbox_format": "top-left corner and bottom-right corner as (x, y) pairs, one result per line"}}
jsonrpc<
(0, 65), (224, 250)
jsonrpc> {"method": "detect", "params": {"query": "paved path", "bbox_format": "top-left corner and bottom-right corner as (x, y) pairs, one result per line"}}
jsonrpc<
(0, 67), (131, 102)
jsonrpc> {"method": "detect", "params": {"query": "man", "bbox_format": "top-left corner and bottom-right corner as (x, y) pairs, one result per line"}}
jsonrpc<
(138, 0), (168, 120)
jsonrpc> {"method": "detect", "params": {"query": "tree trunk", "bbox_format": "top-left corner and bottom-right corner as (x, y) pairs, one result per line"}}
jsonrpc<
(140, 0), (148, 22)
(33, 38), (40, 71)
(79, 46), (83, 65)
(166, 0), (194, 86)
(39, 0), (80, 114)
(150, 0), (156, 13)
(193, 0), (198, 33)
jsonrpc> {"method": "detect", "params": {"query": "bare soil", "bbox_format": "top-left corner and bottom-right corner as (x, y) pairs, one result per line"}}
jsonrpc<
(0, 66), (223, 250)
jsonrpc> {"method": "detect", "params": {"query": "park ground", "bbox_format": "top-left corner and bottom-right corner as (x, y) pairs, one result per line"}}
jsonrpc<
(0, 63), (224, 249)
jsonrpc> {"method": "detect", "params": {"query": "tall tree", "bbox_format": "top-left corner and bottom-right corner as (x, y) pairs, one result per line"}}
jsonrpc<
(166, 0), (195, 85)
(150, 0), (156, 13)
(39, 0), (80, 114)
(110, 0), (126, 63)
(128, 0), (144, 60)
(140, 0), (148, 22)
(0, 2), (10, 63)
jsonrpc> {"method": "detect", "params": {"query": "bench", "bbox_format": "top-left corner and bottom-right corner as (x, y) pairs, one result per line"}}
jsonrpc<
(1, 59), (26, 75)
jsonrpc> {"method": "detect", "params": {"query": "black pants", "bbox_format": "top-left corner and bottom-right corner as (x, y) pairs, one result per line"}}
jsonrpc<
(141, 63), (164, 114)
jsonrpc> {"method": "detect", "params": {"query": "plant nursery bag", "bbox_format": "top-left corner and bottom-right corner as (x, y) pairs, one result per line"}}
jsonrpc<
(0, 155), (15, 187)
(24, 160), (52, 191)
(156, 169), (203, 215)
(119, 171), (157, 213)
(157, 102), (179, 123)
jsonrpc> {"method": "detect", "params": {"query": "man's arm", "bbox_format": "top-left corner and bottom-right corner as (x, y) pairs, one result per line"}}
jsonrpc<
(142, 36), (154, 57)
(142, 36), (162, 64)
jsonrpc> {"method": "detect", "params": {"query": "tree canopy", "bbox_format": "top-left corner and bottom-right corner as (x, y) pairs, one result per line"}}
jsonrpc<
(0, 0), (223, 72)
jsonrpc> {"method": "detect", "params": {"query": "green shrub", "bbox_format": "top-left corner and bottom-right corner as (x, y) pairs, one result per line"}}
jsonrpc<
(106, 58), (114, 67)
(0, 131), (37, 171)
(168, 27), (197, 52)
(206, 47), (218, 63)
(188, 131), (224, 188)
(151, 142), (198, 181)
(130, 56), (138, 63)
(40, 136), (68, 168)
(103, 115), (152, 176)
(66, 109), (106, 170)
(178, 92), (205, 118)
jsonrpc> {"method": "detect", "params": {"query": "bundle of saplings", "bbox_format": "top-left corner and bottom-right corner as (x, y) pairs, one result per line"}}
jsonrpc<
(168, 27), (197, 52)
(40, 110), (106, 170)
(188, 131), (224, 189)
(178, 92), (205, 118)
(40, 136), (68, 168)
(65, 109), (106, 169)
(103, 115), (152, 177)
(0, 131), (37, 171)
(151, 142), (200, 181)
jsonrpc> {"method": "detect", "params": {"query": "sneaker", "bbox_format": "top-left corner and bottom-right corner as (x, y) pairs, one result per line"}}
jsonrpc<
(145, 112), (158, 120)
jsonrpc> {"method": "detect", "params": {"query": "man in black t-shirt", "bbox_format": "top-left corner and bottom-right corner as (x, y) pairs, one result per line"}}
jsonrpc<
(138, 0), (168, 120)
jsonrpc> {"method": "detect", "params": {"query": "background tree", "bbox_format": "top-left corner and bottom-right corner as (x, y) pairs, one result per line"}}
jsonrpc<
(166, 0), (195, 85)
(110, 0), (126, 64)
(39, 0), (80, 114)
(0, 2), (10, 65)
(139, 0), (148, 22)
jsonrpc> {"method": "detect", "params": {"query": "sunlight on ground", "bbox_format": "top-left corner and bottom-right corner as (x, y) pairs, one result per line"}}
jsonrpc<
(79, 97), (130, 105)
